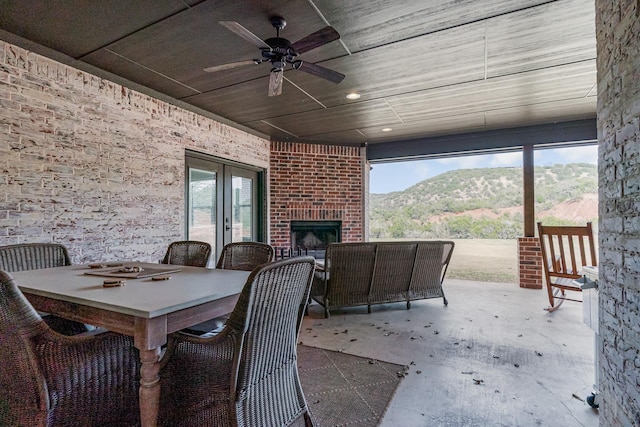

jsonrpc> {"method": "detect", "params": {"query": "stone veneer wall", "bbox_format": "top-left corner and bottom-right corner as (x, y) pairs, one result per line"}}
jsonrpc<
(0, 40), (269, 263)
(269, 141), (365, 249)
(596, 2), (640, 425)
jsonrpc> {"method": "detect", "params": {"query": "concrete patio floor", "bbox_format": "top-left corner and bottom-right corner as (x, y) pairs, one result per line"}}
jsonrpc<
(299, 278), (600, 427)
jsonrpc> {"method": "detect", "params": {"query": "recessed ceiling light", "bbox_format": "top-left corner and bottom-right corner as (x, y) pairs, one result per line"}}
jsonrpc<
(345, 92), (361, 100)
(381, 127), (392, 132)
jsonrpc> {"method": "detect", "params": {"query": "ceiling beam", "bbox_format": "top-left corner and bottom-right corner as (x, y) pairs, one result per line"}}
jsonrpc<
(367, 118), (597, 162)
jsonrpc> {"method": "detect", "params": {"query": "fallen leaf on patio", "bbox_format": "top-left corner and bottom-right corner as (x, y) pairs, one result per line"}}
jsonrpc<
(514, 363), (520, 368)
(494, 315), (499, 318)
(495, 390), (500, 393)
(397, 370), (408, 378)
(350, 338), (357, 342)
(410, 337), (417, 340)
(518, 334), (523, 337)
(535, 351), (543, 356)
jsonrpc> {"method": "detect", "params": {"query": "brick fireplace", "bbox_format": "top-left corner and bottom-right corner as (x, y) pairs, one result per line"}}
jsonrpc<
(269, 141), (365, 253)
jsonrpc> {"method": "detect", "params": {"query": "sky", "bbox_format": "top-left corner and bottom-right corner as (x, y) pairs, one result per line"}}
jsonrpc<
(370, 144), (598, 194)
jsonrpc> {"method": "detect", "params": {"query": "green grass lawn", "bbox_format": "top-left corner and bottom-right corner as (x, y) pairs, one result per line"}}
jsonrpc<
(371, 238), (518, 284)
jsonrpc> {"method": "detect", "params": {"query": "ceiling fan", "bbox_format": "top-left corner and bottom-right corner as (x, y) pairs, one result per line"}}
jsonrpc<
(204, 16), (345, 96)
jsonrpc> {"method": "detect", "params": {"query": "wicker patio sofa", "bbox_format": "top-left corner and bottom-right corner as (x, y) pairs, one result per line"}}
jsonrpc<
(311, 241), (455, 317)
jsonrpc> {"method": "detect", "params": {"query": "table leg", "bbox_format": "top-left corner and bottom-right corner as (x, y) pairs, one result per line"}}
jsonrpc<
(139, 347), (162, 427)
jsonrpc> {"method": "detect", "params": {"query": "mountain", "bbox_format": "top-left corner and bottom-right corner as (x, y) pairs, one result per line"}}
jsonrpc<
(369, 163), (598, 239)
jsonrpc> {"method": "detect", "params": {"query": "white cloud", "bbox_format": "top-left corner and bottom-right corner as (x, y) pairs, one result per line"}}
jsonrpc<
(488, 152), (522, 167)
(535, 145), (597, 165)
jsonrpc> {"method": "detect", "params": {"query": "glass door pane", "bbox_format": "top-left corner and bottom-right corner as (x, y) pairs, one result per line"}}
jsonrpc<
(187, 166), (222, 259)
(226, 167), (258, 243)
(231, 175), (253, 242)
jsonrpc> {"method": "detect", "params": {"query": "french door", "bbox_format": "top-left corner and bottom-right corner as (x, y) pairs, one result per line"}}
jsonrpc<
(185, 151), (264, 263)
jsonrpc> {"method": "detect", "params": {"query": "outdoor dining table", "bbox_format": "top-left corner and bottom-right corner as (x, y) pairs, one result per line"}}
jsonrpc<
(11, 261), (250, 427)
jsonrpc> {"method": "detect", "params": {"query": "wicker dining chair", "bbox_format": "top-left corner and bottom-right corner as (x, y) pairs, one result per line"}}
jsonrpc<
(181, 241), (275, 335)
(0, 243), (90, 335)
(0, 242), (72, 272)
(161, 240), (212, 267)
(215, 241), (275, 270)
(160, 256), (316, 427)
(0, 270), (141, 427)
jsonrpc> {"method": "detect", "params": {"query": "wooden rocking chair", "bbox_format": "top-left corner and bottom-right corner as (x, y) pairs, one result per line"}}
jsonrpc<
(537, 222), (597, 312)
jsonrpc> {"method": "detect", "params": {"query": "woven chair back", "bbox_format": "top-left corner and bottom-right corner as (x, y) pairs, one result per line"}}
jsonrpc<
(0, 243), (71, 272)
(216, 242), (275, 271)
(162, 240), (212, 267)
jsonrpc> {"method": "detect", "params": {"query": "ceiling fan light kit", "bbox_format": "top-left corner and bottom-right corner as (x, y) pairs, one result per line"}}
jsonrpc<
(205, 16), (345, 96)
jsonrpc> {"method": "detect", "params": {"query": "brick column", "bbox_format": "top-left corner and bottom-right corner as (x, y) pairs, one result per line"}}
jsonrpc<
(518, 237), (542, 289)
(269, 141), (365, 249)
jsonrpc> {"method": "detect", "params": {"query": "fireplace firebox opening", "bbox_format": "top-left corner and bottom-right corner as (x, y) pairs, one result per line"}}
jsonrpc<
(289, 220), (341, 259)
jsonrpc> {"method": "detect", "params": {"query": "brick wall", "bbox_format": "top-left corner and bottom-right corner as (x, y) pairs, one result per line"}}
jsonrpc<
(596, 1), (640, 425)
(269, 141), (365, 249)
(517, 237), (543, 289)
(0, 40), (269, 263)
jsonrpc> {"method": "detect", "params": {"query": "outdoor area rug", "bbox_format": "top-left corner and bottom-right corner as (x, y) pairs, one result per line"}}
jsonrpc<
(295, 345), (406, 427)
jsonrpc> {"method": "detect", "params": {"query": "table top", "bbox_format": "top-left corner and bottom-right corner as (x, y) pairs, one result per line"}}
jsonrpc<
(11, 262), (250, 319)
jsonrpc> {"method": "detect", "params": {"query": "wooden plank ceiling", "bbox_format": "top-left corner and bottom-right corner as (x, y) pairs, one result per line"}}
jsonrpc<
(0, 0), (596, 147)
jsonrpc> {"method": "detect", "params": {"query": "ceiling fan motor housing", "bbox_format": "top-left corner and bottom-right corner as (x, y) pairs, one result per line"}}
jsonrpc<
(262, 37), (298, 69)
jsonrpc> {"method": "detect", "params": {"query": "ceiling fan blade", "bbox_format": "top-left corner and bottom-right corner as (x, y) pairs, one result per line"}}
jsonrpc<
(291, 26), (340, 54)
(203, 59), (257, 73)
(219, 21), (271, 49)
(296, 61), (345, 84)
(268, 69), (283, 96)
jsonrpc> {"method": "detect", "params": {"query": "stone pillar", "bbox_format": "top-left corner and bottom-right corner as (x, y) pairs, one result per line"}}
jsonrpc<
(518, 237), (543, 289)
(596, 1), (640, 424)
